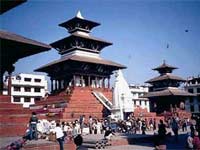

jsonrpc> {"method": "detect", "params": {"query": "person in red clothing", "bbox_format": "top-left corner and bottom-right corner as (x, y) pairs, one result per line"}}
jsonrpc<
(193, 130), (200, 150)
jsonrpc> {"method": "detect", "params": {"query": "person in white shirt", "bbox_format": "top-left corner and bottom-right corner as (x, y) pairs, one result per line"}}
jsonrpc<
(54, 123), (64, 150)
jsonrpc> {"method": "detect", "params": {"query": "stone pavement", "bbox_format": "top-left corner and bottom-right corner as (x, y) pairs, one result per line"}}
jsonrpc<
(0, 129), (188, 150)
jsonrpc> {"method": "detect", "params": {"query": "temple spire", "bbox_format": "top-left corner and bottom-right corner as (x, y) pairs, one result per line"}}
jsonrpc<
(163, 59), (166, 65)
(76, 10), (84, 19)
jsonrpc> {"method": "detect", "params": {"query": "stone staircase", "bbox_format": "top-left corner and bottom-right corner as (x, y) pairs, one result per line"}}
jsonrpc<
(0, 95), (32, 137)
(62, 87), (112, 121)
(31, 87), (113, 121)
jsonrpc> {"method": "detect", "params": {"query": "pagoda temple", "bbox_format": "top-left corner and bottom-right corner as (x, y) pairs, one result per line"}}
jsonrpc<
(34, 11), (126, 119)
(144, 61), (194, 115)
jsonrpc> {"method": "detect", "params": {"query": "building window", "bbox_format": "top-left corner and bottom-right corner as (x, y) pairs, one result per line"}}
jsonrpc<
(24, 87), (31, 92)
(13, 97), (20, 102)
(14, 86), (20, 91)
(134, 100), (136, 105)
(24, 78), (31, 82)
(188, 89), (194, 93)
(197, 88), (200, 93)
(190, 105), (194, 112)
(34, 88), (41, 92)
(24, 97), (31, 102)
(139, 101), (142, 105)
(145, 101), (147, 105)
(35, 97), (41, 101)
(34, 79), (41, 82)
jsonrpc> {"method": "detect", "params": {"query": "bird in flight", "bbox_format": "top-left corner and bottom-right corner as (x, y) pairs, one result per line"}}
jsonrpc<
(166, 43), (169, 49)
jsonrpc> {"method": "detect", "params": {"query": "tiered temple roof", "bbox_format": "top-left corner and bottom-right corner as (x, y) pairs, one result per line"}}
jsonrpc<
(146, 74), (185, 83)
(145, 61), (187, 92)
(144, 61), (194, 114)
(35, 11), (125, 92)
(145, 87), (194, 97)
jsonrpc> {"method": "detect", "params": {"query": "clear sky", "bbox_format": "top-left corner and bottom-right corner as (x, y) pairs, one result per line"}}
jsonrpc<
(1, 0), (200, 87)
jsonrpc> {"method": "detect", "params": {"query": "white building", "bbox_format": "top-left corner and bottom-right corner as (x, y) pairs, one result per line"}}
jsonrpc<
(184, 76), (200, 114)
(129, 84), (150, 112)
(3, 73), (48, 108)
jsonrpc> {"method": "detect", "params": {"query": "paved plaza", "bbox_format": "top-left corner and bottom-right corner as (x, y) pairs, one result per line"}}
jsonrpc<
(0, 129), (188, 150)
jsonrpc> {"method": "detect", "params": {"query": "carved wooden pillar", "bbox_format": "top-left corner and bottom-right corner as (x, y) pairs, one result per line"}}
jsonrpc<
(73, 75), (76, 87)
(8, 73), (12, 96)
(51, 78), (53, 92)
(55, 80), (57, 91)
(88, 76), (91, 87)
(81, 75), (84, 87)
(58, 80), (61, 90)
(7, 65), (15, 96)
(102, 77), (105, 88)
(108, 77), (110, 89)
(95, 77), (98, 88)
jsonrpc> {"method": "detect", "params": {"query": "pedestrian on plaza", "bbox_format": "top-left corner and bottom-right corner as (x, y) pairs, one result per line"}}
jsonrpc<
(190, 123), (195, 138)
(155, 119), (167, 150)
(104, 127), (115, 145)
(89, 116), (93, 134)
(72, 122), (83, 150)
(141, 120), (146, 135)
(93, 120), (98, 134)
(171, 117), (179, 142)
(186, 132), (193, 149)
(153, 118), (157, 131)
(193, 130), (200, 150)
(79, 115), (85, 134)
(182, 119), (187, 132)
(54, 123), (64, 150)
(29, 112), (38, 140)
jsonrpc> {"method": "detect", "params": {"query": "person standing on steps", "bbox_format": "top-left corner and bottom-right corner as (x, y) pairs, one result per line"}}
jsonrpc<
(29, 112), (38, 140)
(54, 122), (64, 150)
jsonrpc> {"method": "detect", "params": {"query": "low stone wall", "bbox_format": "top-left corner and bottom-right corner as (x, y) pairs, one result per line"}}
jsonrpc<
(23, 141), (76, 150)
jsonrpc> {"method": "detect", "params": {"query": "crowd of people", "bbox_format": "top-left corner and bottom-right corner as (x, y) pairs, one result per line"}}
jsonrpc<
(6, 112), (200, 150)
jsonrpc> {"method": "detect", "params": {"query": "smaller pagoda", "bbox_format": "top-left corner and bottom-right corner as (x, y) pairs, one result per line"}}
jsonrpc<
(144, 60), (194, 114)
